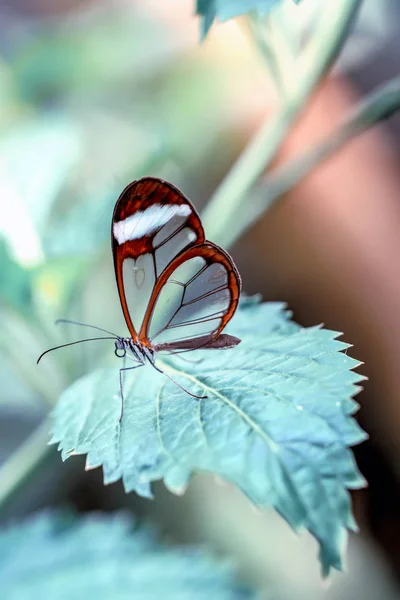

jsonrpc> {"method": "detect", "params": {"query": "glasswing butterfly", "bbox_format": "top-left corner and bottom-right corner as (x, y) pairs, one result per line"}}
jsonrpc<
(38, 177), (242, 418)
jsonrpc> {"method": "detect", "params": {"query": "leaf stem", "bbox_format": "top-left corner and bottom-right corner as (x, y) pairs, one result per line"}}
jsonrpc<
(0, 418), (53, 513)
(202, 0), (363, 247)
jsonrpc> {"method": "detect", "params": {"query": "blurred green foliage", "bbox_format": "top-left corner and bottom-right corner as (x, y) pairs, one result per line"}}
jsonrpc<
(0, 1), (388, 595)
(0, 240), (32, 314)
(0, 511), (255, 598)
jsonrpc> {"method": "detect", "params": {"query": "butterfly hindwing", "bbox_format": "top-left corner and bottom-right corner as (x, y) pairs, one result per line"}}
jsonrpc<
(140, 242), (241, 350)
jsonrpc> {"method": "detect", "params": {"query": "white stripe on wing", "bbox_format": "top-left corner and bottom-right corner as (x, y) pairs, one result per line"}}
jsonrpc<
(113, 204), (191, 244)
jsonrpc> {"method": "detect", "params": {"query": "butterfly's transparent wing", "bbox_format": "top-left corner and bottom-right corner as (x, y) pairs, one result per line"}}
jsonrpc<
(140, 243), (241, 351)
(112, 178), (205, 341)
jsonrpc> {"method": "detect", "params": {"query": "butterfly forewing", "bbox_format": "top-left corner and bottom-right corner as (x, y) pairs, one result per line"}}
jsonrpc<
(112, 178), (205, 341)
(112, 177), (241, 351)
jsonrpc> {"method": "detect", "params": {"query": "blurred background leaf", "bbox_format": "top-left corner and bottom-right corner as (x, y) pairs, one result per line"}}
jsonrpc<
(0, 239), (33, 313)
(0, 511), (255, 599)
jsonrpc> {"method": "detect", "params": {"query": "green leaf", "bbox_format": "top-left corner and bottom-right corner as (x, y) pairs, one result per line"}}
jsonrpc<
(50, 299), (367, 575)
(0, 512), (254, 599)
(197, 0), (301, 38)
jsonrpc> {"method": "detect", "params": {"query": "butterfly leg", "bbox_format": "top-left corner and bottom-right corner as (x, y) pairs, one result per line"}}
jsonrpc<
(151, 363), (207, 400)
(119, 362), (143, 423)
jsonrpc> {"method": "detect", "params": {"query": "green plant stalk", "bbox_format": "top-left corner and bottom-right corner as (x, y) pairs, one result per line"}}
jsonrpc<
(228, 74), (400, 242)
(0, 418), (53, 513)
(202, 0), (363, 248)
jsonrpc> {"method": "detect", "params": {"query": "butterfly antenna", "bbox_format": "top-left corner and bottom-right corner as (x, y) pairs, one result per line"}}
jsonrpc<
(152, 364), (207, 400)
(56, 319), (119, 338)
(37, 337), (117, 364)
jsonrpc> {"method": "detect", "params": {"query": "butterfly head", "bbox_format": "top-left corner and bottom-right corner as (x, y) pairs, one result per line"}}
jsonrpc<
(114, 337), (153, 365)
(114, 338), (128, 358)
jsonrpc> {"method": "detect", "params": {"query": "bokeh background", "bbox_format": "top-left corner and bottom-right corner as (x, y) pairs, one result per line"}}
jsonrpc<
(1, 0), (400, 598)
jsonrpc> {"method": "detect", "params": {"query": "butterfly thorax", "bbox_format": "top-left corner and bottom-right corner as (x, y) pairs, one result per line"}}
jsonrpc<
(114, 338), (155, 365)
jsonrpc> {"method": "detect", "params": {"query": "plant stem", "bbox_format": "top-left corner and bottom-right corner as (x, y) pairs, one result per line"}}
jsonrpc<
(0, 418), (53, 513)
(229, 75), (400, 242)
(202, 0), (362, 248)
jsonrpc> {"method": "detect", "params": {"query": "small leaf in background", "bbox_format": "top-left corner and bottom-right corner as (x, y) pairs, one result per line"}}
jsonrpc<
(0, 511), (254, 599)
(196, 0), (301, 38)
(51, 299), (367, 575)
